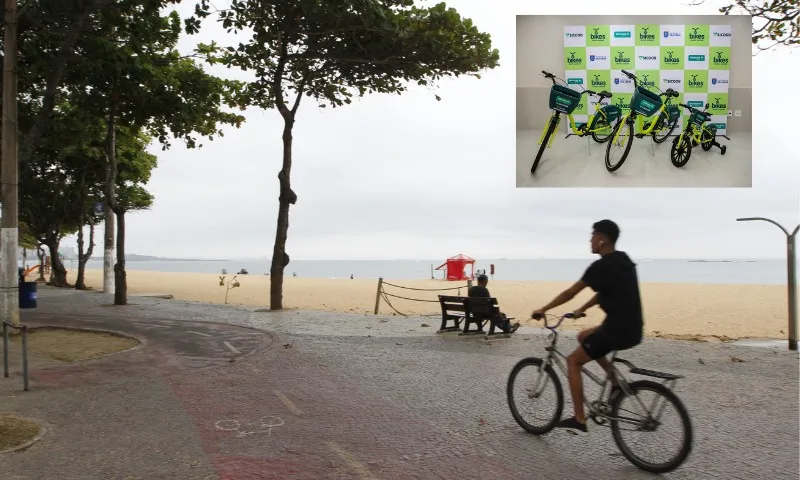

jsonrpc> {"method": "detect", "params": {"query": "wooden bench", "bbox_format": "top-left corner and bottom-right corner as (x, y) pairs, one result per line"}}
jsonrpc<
(437, 295), (515, 335)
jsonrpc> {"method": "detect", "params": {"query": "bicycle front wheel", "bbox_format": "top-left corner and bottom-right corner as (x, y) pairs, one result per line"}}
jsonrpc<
(532, 114), (558, 174)
(671, 133), (692, 168)
(610, 380), (693, 474)
(605, 120), (633, 172)
(507, 357), (564, 435)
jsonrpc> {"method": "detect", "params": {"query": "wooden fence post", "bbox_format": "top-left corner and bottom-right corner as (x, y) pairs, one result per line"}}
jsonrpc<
(374, 277), (383, 314)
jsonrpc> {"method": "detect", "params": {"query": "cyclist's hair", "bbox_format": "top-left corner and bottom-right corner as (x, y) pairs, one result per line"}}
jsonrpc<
(477, 274), (488, 283)
(593, 219), (620, 244)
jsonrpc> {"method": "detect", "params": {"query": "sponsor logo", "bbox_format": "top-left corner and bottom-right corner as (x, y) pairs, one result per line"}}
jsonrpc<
(687, 74), (705, 88)
(712, 51), (729, 66)
(590, 27), (606, 41)
(639, 27), (656, 41)
(687, 100), (704, 108)
(614, 30), (632, 38)
(556, 96), (572, 107)
(566, 32), (584, 38)
(640, 99), (656, 110)
(590, 74), (607, 88)
(615, 50), (631, 65)
(615, 97), (631, 110)
(638, 55), (657, 61)
(613, 77), (632, 85)
(567, 51), (583, 65)
(663, 30), (682, 38)
(567, 78), (584, 85)
(711, 97), (727, 109)
(589, 54), (607, 62)
(687, 54), (706, 61)
(688, 27), (706, 42)
(710, 77), (728, 85)
(640, 74), (656, 88)
(713, 32), (731, 38)
(710, 122), (726, 129)
(663, 51), (681, 64)
(663, 78), (681, 84)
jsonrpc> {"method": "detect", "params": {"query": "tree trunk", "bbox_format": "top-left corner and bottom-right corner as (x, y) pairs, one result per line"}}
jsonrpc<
(113, 210), (126, 305)
(269, 118), (298, 310)
(36, 245), (45, 281)
(103, 97), (117, 295)
(46, 241), (69, 287)
(75, 221), (95, 290)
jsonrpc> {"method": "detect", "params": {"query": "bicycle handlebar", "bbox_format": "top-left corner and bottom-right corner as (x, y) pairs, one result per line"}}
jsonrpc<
(531, 312), (586, 330)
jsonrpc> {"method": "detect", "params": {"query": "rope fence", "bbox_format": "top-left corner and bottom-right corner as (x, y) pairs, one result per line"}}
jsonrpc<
(374, 277), (472, 317)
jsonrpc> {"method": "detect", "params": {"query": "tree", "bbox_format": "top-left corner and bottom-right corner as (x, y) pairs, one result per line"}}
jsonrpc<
(64, 5), (244, 303)
(188, 0), (500, 309)
(692, 0), (799, 51)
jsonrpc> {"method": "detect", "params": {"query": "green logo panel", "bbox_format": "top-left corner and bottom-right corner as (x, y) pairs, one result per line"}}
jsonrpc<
(611, 47), (635, 69)
(564, 47), (587, 70)
(709, 47), (731, 70)
(636, 70), (659, 90)
(635, 24), (659, 46)
(708, 93), (729, 115)
(588, 70), (611, 91)
(613, 93), (633, 113)
(660, 46), (684, 70)
(586, 25), (610, 46)
(685, 25), (710, 46)
(684, 70), (709, 93)
(574, 96), (589, 115)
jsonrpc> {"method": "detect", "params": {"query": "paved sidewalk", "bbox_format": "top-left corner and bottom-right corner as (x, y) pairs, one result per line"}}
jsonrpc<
(0, 286), (797, 479)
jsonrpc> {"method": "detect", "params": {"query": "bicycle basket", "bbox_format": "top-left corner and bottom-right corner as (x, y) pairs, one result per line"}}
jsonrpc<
(690, 111), (710, 126)
(549, 85), (581, 114)
(630, 86), (663, 116)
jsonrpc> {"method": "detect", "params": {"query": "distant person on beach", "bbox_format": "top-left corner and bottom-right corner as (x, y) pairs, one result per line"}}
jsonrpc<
(350, 274), (354, 280)
(532, 219), (643, 436)
(468, 274), (520, 334)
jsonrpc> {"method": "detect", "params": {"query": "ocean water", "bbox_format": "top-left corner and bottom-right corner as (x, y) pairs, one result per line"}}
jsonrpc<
(80, 258), (794, 285)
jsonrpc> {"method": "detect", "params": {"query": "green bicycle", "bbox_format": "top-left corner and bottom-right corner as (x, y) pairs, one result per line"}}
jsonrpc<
(670, 102), (728, 168)
(531, 71), (622, 175)
(605, 70), (681, 172)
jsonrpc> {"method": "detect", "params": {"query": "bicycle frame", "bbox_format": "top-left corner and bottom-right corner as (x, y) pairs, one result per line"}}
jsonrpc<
(531, 322), (676, 428)
(610, 102), (671, 144)
(674, 119), (715, 149)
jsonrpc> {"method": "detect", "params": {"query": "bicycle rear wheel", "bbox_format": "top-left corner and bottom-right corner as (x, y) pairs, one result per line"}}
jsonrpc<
(610, 380), (693, 474)
(507, 357), (563, 435)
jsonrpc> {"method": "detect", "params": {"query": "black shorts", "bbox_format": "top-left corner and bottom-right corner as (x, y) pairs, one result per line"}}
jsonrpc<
(581, 328), (640, 360)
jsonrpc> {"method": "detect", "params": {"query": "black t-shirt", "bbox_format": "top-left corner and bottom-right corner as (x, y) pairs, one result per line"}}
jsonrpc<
(581, 251), (643, 340)
(468, 285), (490, 298)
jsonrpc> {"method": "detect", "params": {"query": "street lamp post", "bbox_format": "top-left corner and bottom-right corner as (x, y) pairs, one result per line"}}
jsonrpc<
(736, 217), (799, 351)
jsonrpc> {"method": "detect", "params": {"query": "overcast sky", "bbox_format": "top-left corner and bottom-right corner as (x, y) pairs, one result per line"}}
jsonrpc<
(61, 0), (799, 260)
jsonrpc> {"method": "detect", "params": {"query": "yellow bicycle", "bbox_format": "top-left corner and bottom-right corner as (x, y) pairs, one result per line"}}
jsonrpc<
(531, 71), (622, 174)
(605, 70), (681, 172)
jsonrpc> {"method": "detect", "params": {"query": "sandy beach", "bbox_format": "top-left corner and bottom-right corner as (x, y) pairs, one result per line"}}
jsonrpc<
(67, 268), (797, 341)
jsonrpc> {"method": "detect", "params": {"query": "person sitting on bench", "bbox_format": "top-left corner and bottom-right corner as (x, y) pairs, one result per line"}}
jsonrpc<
(468, 274), (520, 334)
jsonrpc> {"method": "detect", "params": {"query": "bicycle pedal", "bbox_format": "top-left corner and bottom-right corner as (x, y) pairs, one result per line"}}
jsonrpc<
(634, 134), (645, 139)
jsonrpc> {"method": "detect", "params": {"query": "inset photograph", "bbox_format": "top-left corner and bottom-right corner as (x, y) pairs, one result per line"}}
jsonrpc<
(516, 15), (752, 188)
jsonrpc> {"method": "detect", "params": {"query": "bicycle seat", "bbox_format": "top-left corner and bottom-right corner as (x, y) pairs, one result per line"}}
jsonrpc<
(664, 88), (679, 98)
(597, 90), (612, 99)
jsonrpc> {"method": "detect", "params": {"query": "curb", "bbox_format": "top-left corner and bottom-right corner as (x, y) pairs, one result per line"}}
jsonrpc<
(0, 414), (49, 454)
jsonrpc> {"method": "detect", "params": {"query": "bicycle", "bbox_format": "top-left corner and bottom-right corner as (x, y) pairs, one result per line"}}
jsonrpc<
(531, 70), (622, 175)
(670, 102), (728, 168)
(605, 70), (681, 172)
(506, 312), (693, 473)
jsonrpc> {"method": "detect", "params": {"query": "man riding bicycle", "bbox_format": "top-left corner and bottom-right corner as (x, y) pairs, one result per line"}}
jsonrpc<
(532, 220), (643, 435)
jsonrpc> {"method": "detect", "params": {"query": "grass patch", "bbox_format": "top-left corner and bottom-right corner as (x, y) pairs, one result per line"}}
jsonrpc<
(0, 414), (41, 452)
(9, 328), (139, 363)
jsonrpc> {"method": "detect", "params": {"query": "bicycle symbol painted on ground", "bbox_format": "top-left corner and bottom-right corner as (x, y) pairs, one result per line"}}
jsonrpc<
(214, 415), (285, 437)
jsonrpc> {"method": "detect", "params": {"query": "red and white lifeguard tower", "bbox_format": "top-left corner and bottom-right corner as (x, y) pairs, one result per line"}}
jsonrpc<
(434, 254), (475, 281)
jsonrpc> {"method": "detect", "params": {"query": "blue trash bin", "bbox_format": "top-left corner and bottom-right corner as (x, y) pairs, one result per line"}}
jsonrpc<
(19, 281), (37, 309)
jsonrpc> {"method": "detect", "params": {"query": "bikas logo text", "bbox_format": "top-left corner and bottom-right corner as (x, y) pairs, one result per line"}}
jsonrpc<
(712, 51), (729, 65)
(663, 51), (680, 64)
(567, 52), (583, 65)
(687, 75), (704, 88)
(639, 27), (655, 41)
(639, 74), (655, 88)
(590, 28), (606, 41)
(688, 28), (706, 41)
(711, 97), (727, 110)
(590, 75), (607, 88)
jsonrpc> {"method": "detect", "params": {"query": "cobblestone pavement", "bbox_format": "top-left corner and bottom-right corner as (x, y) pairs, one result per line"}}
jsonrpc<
(1, 287), (797, 479)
